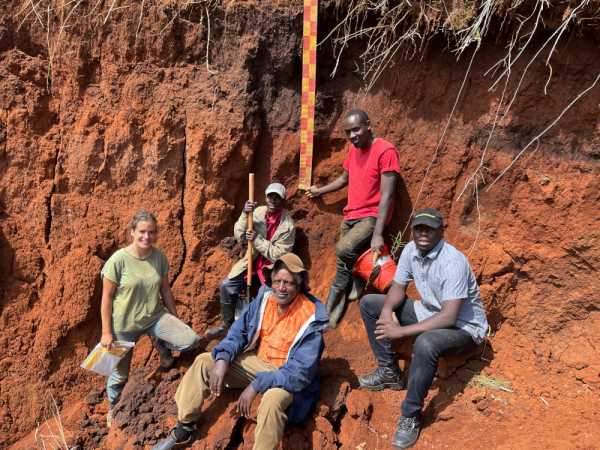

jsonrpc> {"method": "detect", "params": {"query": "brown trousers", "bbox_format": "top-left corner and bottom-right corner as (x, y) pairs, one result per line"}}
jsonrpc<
(175, 352), (293, 450)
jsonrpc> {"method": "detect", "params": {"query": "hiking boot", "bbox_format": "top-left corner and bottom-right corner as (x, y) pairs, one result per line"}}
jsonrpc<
(152, 422), (195, 450)
(391, 415), (422, 449)
(155, 340), (174, 369)
(358, 366), (405, 391)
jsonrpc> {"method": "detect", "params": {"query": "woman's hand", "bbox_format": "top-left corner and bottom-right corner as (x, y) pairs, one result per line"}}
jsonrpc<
(101, 332), (114, 349)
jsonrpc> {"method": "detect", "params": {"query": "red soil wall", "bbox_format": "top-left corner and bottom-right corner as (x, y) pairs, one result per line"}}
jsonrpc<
(1, 2), (599, 448)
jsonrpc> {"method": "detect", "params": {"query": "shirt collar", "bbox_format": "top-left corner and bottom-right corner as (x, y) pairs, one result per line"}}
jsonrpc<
(266, 209), (283, 220)
(413, 239), (444, 261)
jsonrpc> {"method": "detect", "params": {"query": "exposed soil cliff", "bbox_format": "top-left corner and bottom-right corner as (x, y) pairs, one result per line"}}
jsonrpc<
(1, 1), (599, 449)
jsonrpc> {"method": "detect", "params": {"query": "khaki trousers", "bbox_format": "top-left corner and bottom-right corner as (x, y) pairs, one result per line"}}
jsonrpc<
(175, 352), (293, 450)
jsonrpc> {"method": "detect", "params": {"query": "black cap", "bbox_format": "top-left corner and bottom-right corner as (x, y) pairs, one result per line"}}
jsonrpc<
(411, 208), (443, 229)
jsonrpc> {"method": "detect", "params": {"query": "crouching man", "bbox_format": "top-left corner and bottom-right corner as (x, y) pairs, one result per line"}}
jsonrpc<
(153, 253), (328, 450)
(358, 208), (488, 449)
(206, 182), (296, 339)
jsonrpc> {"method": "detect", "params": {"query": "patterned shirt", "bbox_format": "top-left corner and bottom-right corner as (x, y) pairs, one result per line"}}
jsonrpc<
(394, 240), (489, 343)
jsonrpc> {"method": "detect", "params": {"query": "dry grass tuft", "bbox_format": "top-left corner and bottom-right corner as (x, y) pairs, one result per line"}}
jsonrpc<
(34, 392), (70, 450)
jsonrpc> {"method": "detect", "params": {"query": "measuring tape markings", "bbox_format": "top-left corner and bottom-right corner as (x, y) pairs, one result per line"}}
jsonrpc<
(299, 0), (318, 189)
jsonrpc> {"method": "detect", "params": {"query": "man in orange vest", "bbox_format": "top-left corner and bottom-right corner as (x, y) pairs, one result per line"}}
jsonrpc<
(153, 253), (328, 450)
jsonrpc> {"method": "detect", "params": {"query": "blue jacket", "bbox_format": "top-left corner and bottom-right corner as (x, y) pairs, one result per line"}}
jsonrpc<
(211, 288), (328, 424)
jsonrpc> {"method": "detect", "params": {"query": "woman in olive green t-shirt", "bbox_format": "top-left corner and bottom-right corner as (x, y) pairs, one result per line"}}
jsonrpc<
(100, 210), (200, 425)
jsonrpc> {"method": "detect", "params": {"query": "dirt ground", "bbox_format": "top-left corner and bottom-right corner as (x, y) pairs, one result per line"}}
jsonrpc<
(1, 1), (599, 449)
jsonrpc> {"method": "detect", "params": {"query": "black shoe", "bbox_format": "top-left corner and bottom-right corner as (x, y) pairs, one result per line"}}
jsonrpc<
(358, 366), (405, 391)
(392, 415), (422, 449)
(152, 423), (195, 450)
(155, 341), (174, 369)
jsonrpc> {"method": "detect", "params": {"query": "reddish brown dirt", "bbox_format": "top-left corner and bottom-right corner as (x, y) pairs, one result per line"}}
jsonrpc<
(1, 1), (599, 449)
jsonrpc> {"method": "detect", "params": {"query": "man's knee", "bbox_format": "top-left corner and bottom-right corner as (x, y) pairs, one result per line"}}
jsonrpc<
(193, 351), (214, 364)
(219, 277), (239, 303)
(219, 277), (231, 293)
(412, 333), (439, 360)
(360, 294), (385, 317)
(258, 388), (292, 415)
(191, 352), (215, 374)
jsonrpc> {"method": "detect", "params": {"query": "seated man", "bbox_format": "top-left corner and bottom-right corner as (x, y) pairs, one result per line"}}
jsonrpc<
(358, 208), (489, 449)
(206, 182), (295, 338)
(153, 253), (328, 450)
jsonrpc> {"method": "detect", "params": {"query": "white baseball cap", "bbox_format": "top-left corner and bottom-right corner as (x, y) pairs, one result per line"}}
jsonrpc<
(265, 182), (286, 199)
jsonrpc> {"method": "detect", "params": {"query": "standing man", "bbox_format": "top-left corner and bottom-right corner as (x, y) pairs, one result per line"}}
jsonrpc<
(358, 208), (489, 449)
(153, 253), (328, 450)
(306, 109), (400, 327)
(206, 182), (295, 339)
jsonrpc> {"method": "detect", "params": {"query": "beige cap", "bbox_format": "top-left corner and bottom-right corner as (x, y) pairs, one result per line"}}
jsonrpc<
(267, 253), (306, 273)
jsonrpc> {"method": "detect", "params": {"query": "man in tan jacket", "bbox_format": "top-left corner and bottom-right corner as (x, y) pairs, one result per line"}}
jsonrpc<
(206, 182), (295, 338)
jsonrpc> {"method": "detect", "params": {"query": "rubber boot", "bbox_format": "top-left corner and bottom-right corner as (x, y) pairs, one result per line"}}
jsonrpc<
(205, 302), (236, 340)
(326, 287), (347, 329)
(348, 276), (366, 301)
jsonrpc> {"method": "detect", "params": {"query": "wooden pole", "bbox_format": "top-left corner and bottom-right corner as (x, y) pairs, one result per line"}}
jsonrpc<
(246, 173), (255, 290)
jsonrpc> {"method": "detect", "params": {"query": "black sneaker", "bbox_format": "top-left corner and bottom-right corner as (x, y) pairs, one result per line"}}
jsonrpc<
(152, 423), (195, 450)
(156, 341), (174, 369)
(358, 366), (405, 391)
(392, 415), (422, 449)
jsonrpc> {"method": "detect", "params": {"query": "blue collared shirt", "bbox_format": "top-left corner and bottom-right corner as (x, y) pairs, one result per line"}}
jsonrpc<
(394, 239), (489, 343)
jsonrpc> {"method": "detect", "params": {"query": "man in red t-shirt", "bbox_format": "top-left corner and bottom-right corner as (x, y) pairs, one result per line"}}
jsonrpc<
(306, 109), (400, 327)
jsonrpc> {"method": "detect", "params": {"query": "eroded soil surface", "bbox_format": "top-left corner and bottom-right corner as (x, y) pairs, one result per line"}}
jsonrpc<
(1, 1), (599, 449)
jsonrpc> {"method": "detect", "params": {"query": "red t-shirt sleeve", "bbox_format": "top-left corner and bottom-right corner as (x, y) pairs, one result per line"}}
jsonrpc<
(378, 147), (400, 174)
